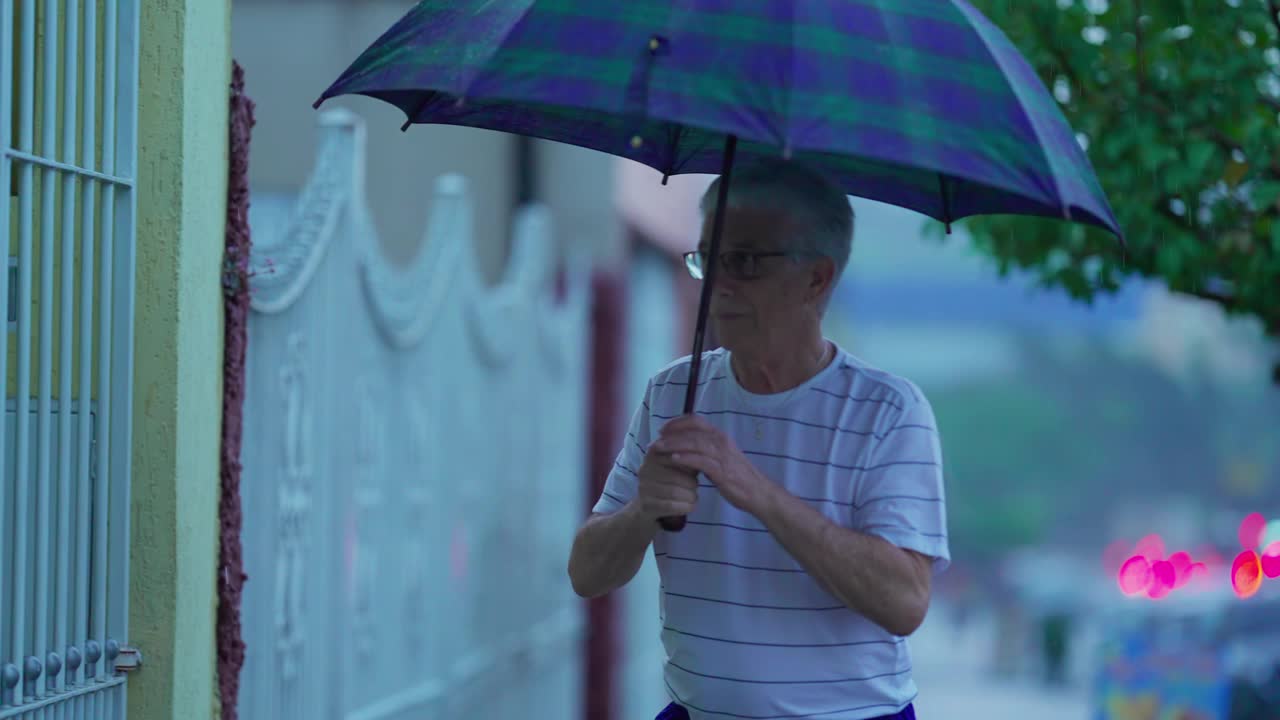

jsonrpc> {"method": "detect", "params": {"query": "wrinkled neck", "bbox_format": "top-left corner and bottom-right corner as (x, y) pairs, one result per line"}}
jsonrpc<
(730, 331), (831, 394)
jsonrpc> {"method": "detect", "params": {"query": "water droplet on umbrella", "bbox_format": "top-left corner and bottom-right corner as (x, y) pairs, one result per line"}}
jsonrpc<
(631, 135), (644, 149)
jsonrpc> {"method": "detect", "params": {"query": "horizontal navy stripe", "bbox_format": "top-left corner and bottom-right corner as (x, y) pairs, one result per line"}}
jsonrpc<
(626, 431), (647, 455)
(602, 490), (626, 505)
(663, 626), (904, 649)
(634, 441), (935, 475)
(664, 677), (918, 720)
(842, 361), (922, 403)
(648, 408), (915, 440)
(696, 482), (849, 507)
(663, 589), (845, 611)
(661, 554), (806, 574)
(861, 524), (947, 539)
(882, 423), (934, 437)
(687, 519), (770, 533)
(740, 450), (937, 473)
(652, 374), (728, 389)
(809, 386), (905, 410)
(668, 660), (912, 685)
(614, 460), (638, 477)
(861, 460), (939, 472)
(697, 482), (939, 512)
(857, 494), (943, 510)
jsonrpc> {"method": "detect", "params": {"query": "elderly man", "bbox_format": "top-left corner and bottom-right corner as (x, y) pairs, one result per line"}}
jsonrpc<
(567, 159), (948, 720)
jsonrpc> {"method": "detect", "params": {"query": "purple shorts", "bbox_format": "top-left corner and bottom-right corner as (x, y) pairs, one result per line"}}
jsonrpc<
(656, 702), (917, 720)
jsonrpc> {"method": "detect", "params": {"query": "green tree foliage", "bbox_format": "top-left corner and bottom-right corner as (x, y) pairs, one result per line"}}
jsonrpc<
(960, 0), (1280, 381)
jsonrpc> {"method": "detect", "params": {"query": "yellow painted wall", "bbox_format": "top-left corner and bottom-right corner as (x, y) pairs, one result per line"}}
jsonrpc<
(130, 0), (229, 718)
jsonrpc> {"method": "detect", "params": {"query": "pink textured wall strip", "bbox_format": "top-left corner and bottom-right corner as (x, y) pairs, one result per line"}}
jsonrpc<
(216, 60), (254, 720)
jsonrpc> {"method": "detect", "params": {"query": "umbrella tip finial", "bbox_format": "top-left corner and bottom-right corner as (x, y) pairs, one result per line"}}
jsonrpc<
(661, 173), (670, 185)
(945, 221), (952, 235)
(313, 96), (325, 110)
(400, 118), (413, 132)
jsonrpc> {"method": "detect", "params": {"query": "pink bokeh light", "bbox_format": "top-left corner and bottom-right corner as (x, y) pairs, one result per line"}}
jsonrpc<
(1261, 541), (1280, 580)
(1232, 550), (1263, 599)
(1118, 555), (1152, 596)
(1102, 539), (1131, 574)
(1134, 534), (1165, 562)
(1167, 551), (1192, 587)
(1238, 512), (1267, 551)
(1147, 560), (1176, 599)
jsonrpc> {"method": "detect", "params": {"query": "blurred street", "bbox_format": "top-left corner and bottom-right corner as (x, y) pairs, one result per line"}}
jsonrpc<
(911, 606), (1090, 720)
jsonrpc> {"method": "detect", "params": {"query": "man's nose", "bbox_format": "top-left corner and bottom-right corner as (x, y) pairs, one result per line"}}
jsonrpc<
(714, 272), (741, 295)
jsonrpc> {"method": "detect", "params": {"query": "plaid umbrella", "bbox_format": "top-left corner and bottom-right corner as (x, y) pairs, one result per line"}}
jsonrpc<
(316, 0), (1122, 531)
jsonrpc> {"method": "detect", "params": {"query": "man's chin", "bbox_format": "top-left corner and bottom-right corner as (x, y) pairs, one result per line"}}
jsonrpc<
(710, 324), (752, 352)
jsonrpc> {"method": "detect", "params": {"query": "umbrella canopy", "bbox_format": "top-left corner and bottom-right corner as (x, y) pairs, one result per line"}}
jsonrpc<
(316, 0), (1122, 239)
(316, 0), (1125, 532)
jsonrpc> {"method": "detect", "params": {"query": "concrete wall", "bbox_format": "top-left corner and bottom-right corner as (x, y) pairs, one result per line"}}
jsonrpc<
(131, 0), (229, 717)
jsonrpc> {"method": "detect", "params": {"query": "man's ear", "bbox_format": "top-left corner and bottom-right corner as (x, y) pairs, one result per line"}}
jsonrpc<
(808, 258), (836, 302)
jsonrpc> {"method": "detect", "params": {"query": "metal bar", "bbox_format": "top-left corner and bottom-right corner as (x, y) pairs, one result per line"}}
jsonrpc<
(0, 676), (123, 718)
(56, 0), (81, 702)
(107, 0), (137, 670)
(73, 0), (97, 691)
(0, 0), (16, 691)
(34, 0), (63, 709)
(90, 0), (118, 684)
(1, 150), (130, 188)
(12, 0), (39, 705)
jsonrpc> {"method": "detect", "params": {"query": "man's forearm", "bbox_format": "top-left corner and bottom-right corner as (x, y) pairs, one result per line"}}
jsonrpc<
(756, 485), (930, 636)
(567, 500), (659, 598)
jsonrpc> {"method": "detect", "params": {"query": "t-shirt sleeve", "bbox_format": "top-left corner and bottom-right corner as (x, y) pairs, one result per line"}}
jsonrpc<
(591, 381), (653, 515)
(852, 390), (950, 573)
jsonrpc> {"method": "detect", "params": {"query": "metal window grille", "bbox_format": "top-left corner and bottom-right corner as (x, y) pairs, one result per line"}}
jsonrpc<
(0, 0), (138, 717)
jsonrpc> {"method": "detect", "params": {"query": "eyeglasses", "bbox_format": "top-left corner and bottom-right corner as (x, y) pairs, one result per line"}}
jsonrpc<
(682, 250), (800, 281)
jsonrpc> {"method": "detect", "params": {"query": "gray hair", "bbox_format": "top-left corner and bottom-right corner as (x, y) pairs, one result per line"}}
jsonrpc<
(699, 158), (855, 278)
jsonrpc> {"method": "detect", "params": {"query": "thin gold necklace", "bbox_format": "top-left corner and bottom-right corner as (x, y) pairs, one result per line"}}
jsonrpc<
(751, 341), (832, 441)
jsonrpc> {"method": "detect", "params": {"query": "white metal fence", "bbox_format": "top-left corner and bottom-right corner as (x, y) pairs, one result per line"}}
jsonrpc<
(237, 110), (590, 720)
(0, 0), (139, 718)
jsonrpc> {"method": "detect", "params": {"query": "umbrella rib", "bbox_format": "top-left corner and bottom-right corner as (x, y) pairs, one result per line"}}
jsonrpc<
(938, 174), (953, 235)
(661, 123), (686, 184)
(949, 0), (1071, 219)
(400, 92), (441, 131)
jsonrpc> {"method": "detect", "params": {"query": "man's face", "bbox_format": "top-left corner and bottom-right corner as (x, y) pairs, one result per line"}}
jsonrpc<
(697, 205), (832, 352)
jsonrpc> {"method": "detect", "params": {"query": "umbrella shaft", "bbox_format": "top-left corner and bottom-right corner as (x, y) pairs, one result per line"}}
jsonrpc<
(681, 134), (737, 414)
(662, 134), (738, 534)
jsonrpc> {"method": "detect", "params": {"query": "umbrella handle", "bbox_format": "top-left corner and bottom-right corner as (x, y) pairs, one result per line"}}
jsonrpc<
(657, 135), (738, 533)
(659, 515), (687, 532)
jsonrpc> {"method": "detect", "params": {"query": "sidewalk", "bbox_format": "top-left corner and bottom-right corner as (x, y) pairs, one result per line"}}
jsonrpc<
(908, 611), (1091, 720)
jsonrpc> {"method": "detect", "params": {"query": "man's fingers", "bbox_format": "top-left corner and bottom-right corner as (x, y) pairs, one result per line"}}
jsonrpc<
(654, 465), (699, 490)
(652, 480), (697, 504)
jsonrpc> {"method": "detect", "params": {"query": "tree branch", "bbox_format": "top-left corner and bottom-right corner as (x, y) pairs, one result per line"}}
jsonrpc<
(1134, 1), (1146, 94)
(1181, 285), (1238, 309)
(1269, 0), (1280, 45)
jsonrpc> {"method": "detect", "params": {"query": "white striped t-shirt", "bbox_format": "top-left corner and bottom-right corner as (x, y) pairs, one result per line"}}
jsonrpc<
(593, 345), (949, 720)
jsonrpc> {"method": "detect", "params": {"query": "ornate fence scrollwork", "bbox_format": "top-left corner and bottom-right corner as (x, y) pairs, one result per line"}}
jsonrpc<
(237, 110), (590, 720)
